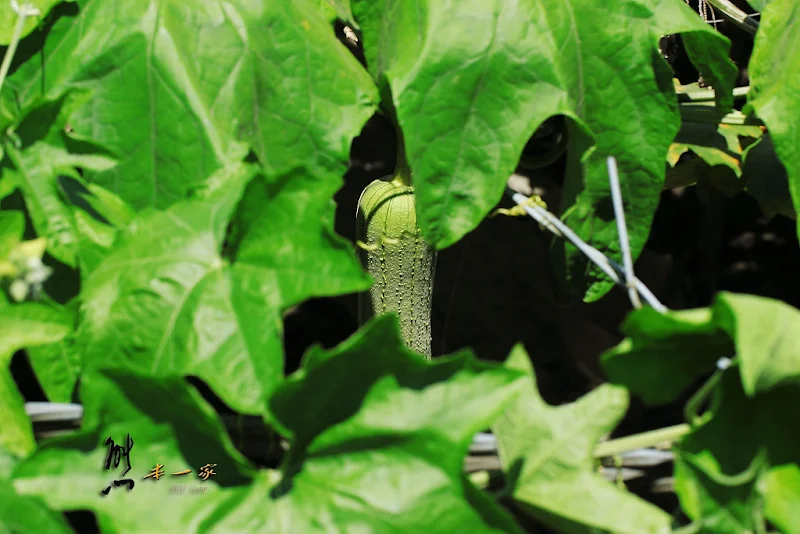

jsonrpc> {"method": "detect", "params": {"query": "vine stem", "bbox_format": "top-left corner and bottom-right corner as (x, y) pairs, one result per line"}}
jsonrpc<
(593, 424), (690, 458)
(394, 127), (412, 186)
(0, 1), (40, 95)
(676, 85), (750, 102)
(705, 0), (760, 36)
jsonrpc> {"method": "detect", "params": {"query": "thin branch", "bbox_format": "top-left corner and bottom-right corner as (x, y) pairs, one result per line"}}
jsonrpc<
(607, 157), (642, 309)
(0, 2), (40, 95)
(676, 84), (750, 103)
(594, 424), (691, 458)
(506, 190), (668, 313)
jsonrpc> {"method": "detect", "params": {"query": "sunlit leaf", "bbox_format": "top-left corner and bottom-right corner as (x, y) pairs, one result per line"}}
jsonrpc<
(15, 317), (526, 533)
(353, 0), (734, 301)
(494, 345), (670, 533)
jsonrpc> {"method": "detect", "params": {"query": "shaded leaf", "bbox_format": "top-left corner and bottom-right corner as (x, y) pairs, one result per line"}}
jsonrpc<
(493, 345), (670, 533)
(15, 317), (527, 533)
(674, 452), (766, 534)
(668, 119), (763, 179)
(674, 369), (800, 533)
(742, 134), (795, 219)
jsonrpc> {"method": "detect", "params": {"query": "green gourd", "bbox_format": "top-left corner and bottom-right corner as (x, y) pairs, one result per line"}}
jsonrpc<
(356, 173), (436, 359)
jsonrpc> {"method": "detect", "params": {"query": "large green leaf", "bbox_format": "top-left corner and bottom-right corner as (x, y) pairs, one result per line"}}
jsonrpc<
(603, 292), (800, 403)
(0, 303), (73, 457)
(493, 345), (670, 533)
(261, 315), (526, 533)
(77, 162), (370, 414)
(746, 0), (800, 241)
(674, 369), (800, 533)
(4, 0), (377, 211)
(14, 316), (527, 533)
(353, 0), (734, 300)
(601, 307), (732, 405)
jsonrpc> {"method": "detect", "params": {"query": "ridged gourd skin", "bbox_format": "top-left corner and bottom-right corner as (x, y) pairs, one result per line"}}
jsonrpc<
(356, 176), (436, 358)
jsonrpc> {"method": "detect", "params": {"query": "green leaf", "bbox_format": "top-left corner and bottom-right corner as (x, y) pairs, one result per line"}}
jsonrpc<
(15, 316), (527, 533)
(493, 345), (670, 533)
(26, 300), (80, 403)
(0, 477), (73, 534)
(71, 209), (115, 274)
(79, 183), (136, 229)
(601, 307), (733, 405)
(0, 446), (16, 479)
(674, 452), (767, 534)
(78, 164), (370, 414)
(603, 292), (800, 403)
(674, 369), (800, 533)
(12, 369), (257, 533)
(763, 464), (800, 534)
(26, 337), (80, 403)
(0, 210), (24, 259)
(746, 0), (772, 11)
(668, 121), (763, 180)
(353, 0), (734, 301)
(679, 35), (737, 113)
(0, 0), (72, 45)
(742, 134), (795, 219)
(6, 0), (377, 211)
(0, 303), (72, 457)
(746, 0), (800, 242)
(713, 292), (800, 396)
(312, 0), (356, 25)
(263, 315), (526, 533)
(4, 92), (117, 267)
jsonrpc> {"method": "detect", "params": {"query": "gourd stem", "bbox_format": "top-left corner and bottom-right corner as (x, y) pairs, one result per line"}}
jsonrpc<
(593, 424), (690, 458)
(394, 126), (412, 186)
